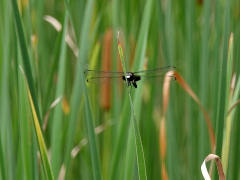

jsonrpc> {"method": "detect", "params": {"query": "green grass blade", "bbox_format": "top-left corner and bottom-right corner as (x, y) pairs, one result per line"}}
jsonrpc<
(129, 94), (147, 180)
(112, 0), (120, 141)
(222, 33), (233, 174)
(213, 0), (222, 125)
(227, 73), (240, 180)
(22, 68), (54, 180)
(125, 0), (153, 178)
(184, 0), (197, 178)
(229, 74), (240, 117)
(11, 0), (42, 123)
(64, 0), (102, 179)
(163, 1), (180, 179)
(109, 0), (153, 179)
(51, 12), (68, 179)
(108, 96), (132, 179)
(215, 0), (230, 166)
(82, 76), (103, 180)
(199, 0), (211, 175)
(18, 48), (33, 180)
(43, 15), (65, 114)
(0, 135), (6, 180)
(215, 0), (230, 178)
(0, 1), (15, 179)
(118, 37), (147, 179)
(63, 0), (77, 46)
(132, 0), (153, 71)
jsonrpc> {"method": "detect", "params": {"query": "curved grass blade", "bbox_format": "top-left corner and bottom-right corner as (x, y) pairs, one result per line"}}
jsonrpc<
(159, 71), (175, 180)
(174, 71), (216, 152)
(201, 154), (225, 180)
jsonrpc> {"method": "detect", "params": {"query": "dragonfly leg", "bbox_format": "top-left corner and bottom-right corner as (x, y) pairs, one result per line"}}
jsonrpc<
(126, 81), (131, 87)
(132, 81), (137, 88)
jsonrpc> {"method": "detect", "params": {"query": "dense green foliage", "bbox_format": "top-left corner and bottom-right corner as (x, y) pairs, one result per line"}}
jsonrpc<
(0, 0), (240, 179)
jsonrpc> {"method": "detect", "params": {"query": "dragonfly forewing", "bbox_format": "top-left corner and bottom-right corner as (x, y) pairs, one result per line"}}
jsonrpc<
(86, 76), (125, 85)
(133, 66), (175, 75)
(137, 75), (176, 83)
(84, 70), (124, 76)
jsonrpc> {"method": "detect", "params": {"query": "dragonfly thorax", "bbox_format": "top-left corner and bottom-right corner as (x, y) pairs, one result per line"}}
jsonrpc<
(122, 72), (141, 88)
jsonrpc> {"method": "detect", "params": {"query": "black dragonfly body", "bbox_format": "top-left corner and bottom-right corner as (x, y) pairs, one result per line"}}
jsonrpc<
(84, 66), (176, 88)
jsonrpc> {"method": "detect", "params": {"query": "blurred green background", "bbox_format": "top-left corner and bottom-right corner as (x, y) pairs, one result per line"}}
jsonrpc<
(0, 0), (240, 179)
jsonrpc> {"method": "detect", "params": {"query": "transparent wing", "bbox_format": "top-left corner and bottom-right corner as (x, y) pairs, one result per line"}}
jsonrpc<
(86, 76), (125, 85)
(137, 75), (176, 83)
(84, 70), (124, 76)
(133, 66), (175, 75)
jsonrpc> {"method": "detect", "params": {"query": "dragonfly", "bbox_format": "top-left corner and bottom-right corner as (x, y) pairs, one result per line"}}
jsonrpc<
(84, 66), (176, 88)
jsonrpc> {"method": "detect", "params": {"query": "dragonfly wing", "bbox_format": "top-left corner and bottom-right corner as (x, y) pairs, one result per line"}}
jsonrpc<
(133, 66), (175, 75)
(84, 70), (124, 76)
(138, 75), (176, 83)
(86, 76), (125, 85)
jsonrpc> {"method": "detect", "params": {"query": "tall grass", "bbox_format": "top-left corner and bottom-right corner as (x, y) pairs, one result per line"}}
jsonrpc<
(0, 0), (240, 179)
